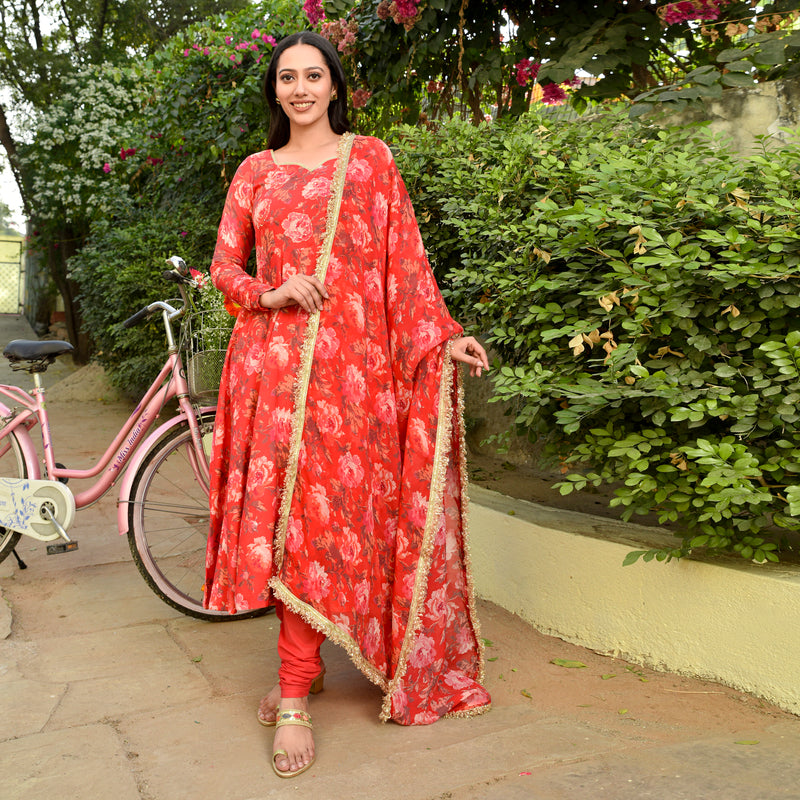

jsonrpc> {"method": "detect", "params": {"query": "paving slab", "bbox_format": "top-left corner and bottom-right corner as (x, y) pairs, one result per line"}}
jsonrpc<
(0, 723), (142, 800)
(25, 624), (212, 729)
(0, 677), (66, 740)
(4, 560), (182, 638)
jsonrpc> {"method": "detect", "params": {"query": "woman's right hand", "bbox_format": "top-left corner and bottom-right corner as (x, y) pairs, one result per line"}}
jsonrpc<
(259, 275), (329, 313)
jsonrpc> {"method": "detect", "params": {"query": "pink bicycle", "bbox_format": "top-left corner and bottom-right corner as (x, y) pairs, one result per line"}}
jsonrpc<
(0, 257), (263, 622)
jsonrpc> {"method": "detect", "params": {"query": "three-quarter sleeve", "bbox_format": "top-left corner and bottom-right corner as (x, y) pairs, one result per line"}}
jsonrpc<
(210, 156), (274, 309)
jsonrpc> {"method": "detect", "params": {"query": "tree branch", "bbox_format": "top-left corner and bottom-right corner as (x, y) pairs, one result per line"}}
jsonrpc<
(58, 0), (81, 52)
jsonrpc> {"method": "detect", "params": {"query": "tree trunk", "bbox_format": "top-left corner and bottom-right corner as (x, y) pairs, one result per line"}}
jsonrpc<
(46, 226), (90, 363)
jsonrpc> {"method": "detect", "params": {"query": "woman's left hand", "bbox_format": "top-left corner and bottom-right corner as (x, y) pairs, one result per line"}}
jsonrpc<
(450, 336), (490, 377)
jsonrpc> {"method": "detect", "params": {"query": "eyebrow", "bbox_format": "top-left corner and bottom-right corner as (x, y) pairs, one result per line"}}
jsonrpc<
(278, 65), (326, 75)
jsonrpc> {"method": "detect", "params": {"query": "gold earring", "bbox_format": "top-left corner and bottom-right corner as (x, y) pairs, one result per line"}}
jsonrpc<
(331, 92), (337, 100)
(276, 99), (281, 105)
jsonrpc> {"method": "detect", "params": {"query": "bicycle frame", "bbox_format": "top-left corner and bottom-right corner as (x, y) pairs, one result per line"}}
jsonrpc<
(0, 306), (213, 534)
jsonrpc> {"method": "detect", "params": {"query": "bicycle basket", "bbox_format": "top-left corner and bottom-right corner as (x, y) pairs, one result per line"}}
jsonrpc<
(180, 309), (233, 401)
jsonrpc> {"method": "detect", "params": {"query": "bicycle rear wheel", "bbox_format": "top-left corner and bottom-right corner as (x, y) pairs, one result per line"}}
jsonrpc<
(0, 431), (28, 564)
(127, 410), (267, 621)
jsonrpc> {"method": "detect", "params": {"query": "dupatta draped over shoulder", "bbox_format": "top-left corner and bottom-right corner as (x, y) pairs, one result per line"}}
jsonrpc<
(204, 134), (490, 724)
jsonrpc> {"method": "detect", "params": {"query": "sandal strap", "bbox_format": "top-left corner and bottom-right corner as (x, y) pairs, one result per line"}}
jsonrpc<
(275, 709), (313, 729)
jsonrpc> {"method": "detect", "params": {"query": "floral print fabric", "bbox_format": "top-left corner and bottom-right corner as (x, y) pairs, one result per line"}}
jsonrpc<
(204, 135), (490, 724)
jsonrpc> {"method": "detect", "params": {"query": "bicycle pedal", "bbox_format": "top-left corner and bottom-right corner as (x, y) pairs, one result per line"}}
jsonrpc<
(46, 541), (78, 555)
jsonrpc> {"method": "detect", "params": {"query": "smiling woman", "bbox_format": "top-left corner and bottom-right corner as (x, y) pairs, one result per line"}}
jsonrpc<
(203, 30), (492, 781)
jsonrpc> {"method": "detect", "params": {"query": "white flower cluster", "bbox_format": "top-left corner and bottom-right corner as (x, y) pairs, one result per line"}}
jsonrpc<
(22, 66), (148, 223)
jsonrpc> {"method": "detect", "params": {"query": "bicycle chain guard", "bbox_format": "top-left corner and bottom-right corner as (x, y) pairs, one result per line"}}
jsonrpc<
(0, 478), (76, 541)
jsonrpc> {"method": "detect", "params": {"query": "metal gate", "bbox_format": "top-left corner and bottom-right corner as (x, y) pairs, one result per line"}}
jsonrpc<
(0, 237), (22, 314)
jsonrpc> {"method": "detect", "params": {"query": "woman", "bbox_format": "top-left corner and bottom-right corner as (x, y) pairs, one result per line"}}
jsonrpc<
(204, 31), (491, 779)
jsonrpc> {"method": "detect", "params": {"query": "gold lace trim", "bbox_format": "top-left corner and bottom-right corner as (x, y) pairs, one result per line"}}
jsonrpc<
(273, 131), (355, 571)
(455, 365), (487, 686)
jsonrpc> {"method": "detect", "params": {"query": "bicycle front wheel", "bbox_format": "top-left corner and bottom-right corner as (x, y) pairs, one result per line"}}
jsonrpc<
(0, 430), (27, 564)
(128, 410), (267, 621)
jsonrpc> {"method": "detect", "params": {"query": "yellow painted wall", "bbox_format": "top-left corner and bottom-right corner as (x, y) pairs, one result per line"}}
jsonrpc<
(469, 484), (800, 716)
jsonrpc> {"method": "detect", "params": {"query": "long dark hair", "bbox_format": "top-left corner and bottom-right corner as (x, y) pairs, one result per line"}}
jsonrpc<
(263, 32), (351, 151)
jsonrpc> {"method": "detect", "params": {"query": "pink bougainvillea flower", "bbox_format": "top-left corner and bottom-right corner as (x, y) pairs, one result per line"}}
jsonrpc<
(251, 28), (260, 38)
(225, 35), (232, 44)
(183, 48), (190, 56)
(102, 163), (111, 173)
(515, 57), (540, 87)
(541, 82), (567, 105)
(303, 0), (325, 25)
(202, 47), (209, 55)
(262, 33), (276, 45)
(661, 0), (730, 25)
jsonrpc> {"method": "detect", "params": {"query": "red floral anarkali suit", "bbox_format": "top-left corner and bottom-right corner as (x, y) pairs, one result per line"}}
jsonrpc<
(204, 134), (490, 724)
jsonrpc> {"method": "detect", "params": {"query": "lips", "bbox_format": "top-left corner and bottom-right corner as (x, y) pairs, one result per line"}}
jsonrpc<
(291, 101), (314, 110)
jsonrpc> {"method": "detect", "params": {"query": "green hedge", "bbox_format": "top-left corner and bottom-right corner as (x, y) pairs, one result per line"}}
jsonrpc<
(391, 110), (800, 563)
(68, 199), (221, 394)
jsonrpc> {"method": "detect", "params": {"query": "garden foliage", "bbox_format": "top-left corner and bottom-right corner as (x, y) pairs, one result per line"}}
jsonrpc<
(392, 110), (800, 563)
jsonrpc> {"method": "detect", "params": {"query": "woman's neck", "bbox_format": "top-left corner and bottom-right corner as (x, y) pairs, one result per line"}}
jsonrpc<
(281, 122), (339, 155)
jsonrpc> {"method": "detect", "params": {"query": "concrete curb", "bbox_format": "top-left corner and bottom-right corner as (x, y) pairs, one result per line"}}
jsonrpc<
(469, 484), (800, 716)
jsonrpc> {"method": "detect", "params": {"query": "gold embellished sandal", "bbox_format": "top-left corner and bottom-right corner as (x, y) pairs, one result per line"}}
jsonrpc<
(257, 664), (326, 727)
(272, 709), (315, 779)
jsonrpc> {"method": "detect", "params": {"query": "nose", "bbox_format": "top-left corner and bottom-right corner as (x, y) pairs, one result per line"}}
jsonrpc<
(293, 78), (308, 96)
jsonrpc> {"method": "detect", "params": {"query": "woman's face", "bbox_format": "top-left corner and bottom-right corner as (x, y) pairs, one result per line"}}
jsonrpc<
(274, 43), (335, 132)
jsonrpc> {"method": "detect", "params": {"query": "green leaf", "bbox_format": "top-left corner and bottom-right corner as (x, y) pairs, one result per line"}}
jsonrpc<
(551, 659), (588, 669)
(623, 550), (647, 566)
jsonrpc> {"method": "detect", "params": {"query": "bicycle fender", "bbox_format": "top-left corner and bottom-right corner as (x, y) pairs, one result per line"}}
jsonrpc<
(0, 400), (41, 480)
(116, 407), (216, 536)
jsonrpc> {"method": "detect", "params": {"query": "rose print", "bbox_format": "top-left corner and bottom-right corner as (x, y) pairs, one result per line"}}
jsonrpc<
(281, 211), (313, 243)
(364, 269), (383, 302)
(302, 174), (331, 199)
(342, 363), (366, 403)
(316, 326), (340, 359)
(408, 634), (437, 668)
(316, 400), (344, 436)
(245, 536), (272, 569)
(338, 452), (365, 488)
(304, 560), (331, 601)
(354, 579), (370, 614)
(373, 389), (397, 424)
(306, 483), (331, 524)
(266, 335), (290, 367)
(346, 158), (373, 182)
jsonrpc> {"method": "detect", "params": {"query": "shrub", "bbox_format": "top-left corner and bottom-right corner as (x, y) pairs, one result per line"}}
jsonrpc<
(68, 200), (220, 395)
(391, 109), (800, 563)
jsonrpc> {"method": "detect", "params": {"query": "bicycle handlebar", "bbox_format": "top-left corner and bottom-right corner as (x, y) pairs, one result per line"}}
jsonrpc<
(123, 258), (193, 329)
(122, 306), (153, 329)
